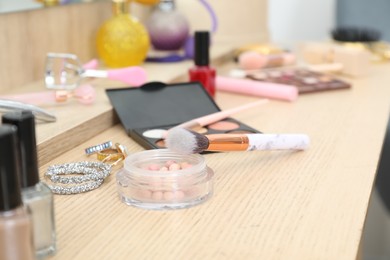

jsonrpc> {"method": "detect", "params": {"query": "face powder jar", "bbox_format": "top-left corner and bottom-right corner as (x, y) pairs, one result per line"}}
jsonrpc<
(116, 149), (214, 210)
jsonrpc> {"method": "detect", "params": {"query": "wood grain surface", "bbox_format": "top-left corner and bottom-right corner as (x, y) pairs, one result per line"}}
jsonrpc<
(38, 59), (390, 259)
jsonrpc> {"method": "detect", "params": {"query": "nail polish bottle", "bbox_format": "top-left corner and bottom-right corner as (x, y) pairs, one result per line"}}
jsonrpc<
(2, 111), (57, 259)
(0, 124), (35, 260)
(189, 31), (216, 97)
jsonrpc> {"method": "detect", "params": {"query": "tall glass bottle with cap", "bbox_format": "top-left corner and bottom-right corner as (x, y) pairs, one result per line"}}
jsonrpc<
(0, 124), (35, 260)
(3, 111), (56, 259)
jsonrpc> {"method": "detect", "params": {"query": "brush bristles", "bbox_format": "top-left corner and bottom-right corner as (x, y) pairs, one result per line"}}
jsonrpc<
(165, 128), (209, 154)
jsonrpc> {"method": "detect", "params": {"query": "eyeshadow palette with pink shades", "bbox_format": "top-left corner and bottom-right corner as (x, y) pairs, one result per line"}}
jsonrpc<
(246, 68), (351, 94)
(106, 82), (261, 150)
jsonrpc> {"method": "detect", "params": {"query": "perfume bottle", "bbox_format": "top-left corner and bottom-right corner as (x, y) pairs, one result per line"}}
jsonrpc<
(146, 0), (190, 51)
(96, 0), (150, 67)
(2, 111), (57, 259)
(189, 31), (216, 97)
(0, 125), (35, 260)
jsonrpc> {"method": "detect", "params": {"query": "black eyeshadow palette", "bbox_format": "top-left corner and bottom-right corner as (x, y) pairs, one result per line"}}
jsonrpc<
(246, 68), (351, 94)
(106, 82), (261, 150)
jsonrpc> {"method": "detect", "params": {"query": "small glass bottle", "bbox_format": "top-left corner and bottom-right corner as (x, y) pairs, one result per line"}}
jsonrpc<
(2, 111), (56, 259)
(145, 0), (190, 51)
(96, 0), (150, 67)
(189, 31), (216, 97)
(0, 125), (35, 260)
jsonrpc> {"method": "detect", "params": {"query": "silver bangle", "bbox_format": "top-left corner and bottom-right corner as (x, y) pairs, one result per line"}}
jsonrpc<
(45, 161), (112, 195)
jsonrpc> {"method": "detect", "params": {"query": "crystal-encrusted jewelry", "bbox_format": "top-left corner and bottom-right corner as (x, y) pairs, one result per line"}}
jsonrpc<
(45, 161), (112, 195)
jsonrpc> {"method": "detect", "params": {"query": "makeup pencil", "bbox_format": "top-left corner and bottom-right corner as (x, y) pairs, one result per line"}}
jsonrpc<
(166, 128), (309, 154)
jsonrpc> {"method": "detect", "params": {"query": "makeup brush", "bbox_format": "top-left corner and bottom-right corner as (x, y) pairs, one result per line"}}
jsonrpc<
(173, 98), (269, 130)
(166, 128), (310, 154)
(45, 53), (147, 89)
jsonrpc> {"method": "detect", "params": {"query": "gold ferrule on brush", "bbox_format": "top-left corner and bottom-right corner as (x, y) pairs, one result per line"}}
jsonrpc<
(205, 134), (249, 151)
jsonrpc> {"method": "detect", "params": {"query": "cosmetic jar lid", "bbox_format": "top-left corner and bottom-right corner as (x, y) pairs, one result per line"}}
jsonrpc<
(0, 124), (23, 211)
(194, 31), (210, 66)
(116, 149), (214, 210)
(2, 111), (39, 188)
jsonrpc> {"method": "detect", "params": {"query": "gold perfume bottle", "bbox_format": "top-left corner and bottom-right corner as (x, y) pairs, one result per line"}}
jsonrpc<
(96, 0), (150, 67)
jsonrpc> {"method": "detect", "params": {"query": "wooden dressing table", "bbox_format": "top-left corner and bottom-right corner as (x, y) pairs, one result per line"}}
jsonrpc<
(30, 45), (389, 259)
(0, 1), (388, 259)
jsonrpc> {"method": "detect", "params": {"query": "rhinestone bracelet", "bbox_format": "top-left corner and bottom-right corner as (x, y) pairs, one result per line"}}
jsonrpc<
(45, 161), (112, 195)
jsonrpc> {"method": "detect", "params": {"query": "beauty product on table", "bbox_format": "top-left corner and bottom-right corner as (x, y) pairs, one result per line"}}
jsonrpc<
(0, 84), (96, 106)
(83, 59), (99, 70)
(166, 128), (309, 154)
(170, 98), (268, 132)
(233, 43), (285, 58)
(242, 68), (351, 94)
(331, 26), (390, 61)
(2, 111), (57, 258)
(146, 0), (218, 62)
(216, 76), (298, 101)
(139, 98), (268, 140)
(106, 82), (262, 150)
(238, 51), (296, 70)
(96, 0), (150, 67)
(0, 99), (56, 123)
(189, 31), (216, 97)
(298, 42), (370, 77)
(303, 63), (344, 73)
(116, 149), (214, 210)
(146, 0), (190, 51)
(332, 27), (381, 43)
(331, 46), (371, 77)
(45, 52), (147, 90)
(0, 125), (35, 260)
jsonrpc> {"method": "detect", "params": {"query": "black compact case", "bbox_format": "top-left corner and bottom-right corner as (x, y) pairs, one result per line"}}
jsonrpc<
(106, 82), (261, 150)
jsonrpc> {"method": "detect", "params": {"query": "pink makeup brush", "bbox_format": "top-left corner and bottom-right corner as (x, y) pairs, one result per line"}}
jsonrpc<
(146, 99), (269, 139)
(0, 84), (96, 106)
(82, 66), (147, 86)
(82, 59), (100, 70)
(166, 128), (310, 154)
(45, 53), (147, 89)
(173, 98), (269, 130)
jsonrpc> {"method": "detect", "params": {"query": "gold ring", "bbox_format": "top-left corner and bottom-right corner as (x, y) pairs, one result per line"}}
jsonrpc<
(97, 148), (124, 162)
(97, 143), (128, 166)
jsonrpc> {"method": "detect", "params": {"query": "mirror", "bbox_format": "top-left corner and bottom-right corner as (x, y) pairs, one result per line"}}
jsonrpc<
(0, 0), (104, 14)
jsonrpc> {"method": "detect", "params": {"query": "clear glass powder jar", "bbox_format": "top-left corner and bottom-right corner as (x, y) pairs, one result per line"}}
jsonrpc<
(116, 149), (214, 210)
